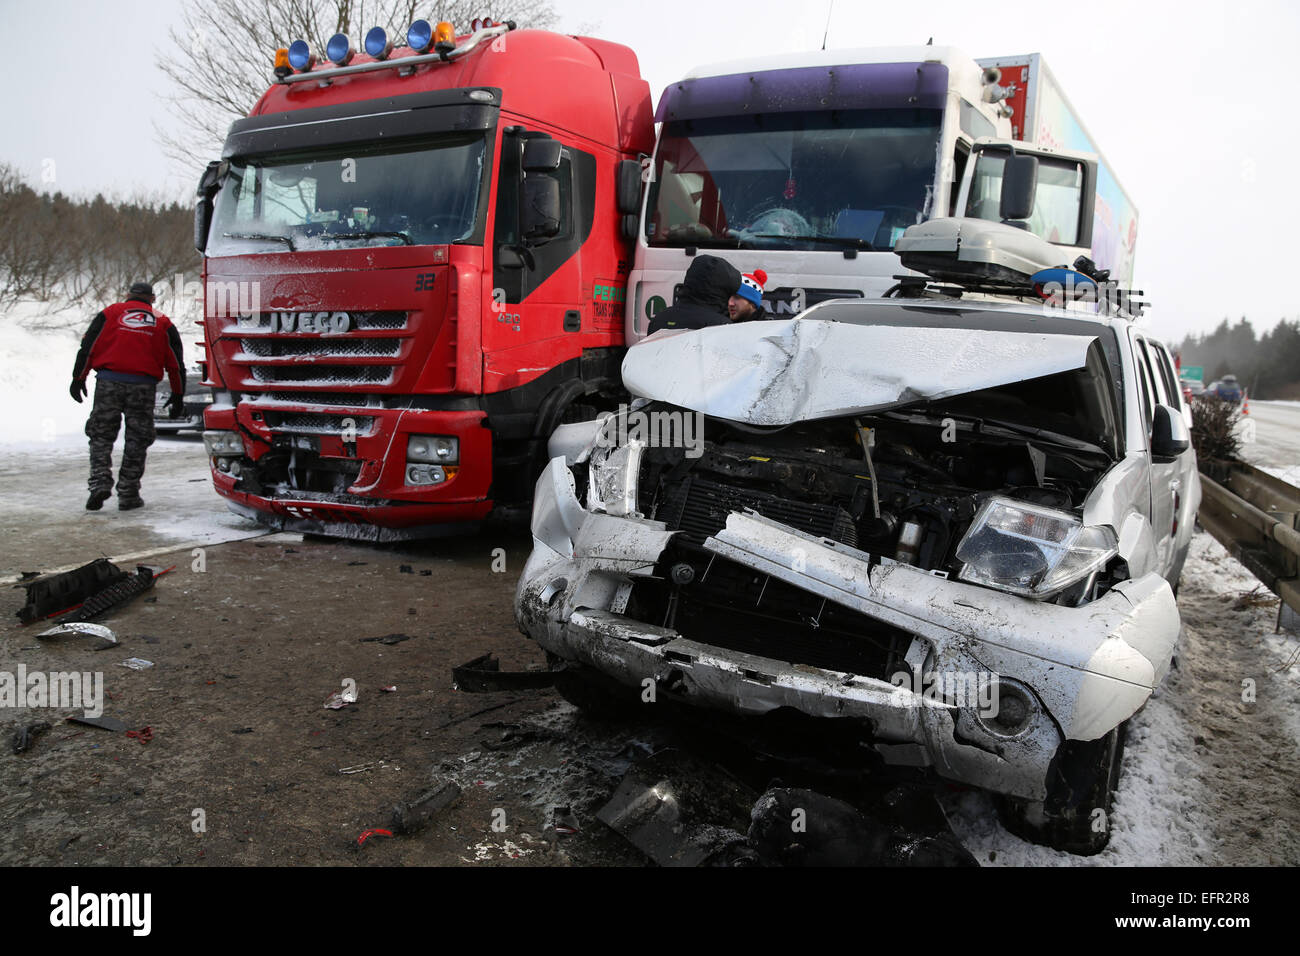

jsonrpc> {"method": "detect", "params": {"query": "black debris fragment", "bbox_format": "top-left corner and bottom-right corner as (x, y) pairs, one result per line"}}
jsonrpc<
(66, 715), (128, 733)
(50, 565), (164, 625)
(232, 727), (254, 735)
(360, 633), (412, 645)
(419, 569), (432, 577)
(597, 749), (758, 867)
(347, 561), (367, 566)
(398, 564), (413, 574)
(452, 653), (556, 692)
(747, 787), (978, 867)
(11, 721), (52, 754)
(16, 559), (125, 624)
(390, 781), (462, 835)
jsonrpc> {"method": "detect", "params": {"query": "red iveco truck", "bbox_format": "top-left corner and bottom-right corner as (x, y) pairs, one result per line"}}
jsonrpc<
(195, 19), (652, 539)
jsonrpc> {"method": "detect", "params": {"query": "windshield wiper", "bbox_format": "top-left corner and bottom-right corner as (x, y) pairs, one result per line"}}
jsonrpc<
(224, 232), (296, 251)
(318, 231), (413, 246)
(746, 234), (875, 251)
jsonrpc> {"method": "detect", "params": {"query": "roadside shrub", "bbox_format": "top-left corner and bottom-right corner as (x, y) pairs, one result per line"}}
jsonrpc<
(1190, 394), (1241, 463)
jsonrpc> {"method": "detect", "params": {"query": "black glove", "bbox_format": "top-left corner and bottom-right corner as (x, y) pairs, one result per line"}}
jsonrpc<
(164, 393), (185, 419)
(70, 379), (87, 403)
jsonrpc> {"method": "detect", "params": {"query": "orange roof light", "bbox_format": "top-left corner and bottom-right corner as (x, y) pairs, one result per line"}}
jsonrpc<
(434, 21), (456, 52)
(273, 48), (292, 79)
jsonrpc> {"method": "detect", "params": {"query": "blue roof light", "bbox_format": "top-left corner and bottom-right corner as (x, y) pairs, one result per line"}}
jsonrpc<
(364, 26), (391, 59)
(287, 39), (313, 71)
(407, 19), (432, 53)
(325, 33), (353, 65)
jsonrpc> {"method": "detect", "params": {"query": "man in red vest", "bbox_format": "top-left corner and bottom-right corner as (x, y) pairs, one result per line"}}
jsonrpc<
(70, 282), (186, 511)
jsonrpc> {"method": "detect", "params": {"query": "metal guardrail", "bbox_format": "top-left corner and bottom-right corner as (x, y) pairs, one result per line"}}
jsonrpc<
(1197, 459), (1300, 615)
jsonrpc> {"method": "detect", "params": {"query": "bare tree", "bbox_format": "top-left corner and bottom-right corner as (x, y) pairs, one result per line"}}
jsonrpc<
(155, 0), (559, 180)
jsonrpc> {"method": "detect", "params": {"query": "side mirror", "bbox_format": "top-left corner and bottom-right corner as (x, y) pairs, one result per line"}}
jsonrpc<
(616, 159), (642, 215)
(521, 175), (561, 242)
(1151, 403), (1190, 462)
(194, 160), (224, 254)
(522, 138), (562, 172)
(999, 153), (1038, 223)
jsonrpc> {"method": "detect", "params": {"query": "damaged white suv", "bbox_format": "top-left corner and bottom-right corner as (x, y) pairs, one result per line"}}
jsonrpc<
(515, 224), (1199, 854)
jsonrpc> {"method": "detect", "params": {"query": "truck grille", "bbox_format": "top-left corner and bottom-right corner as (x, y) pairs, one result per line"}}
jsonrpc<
(262, 412), (377, 436)
(646, 474), (858, 548)
(240, 338), (401, 358)
(234, 311), (408, 331)
(263, 392), (384, 407)
(223, 311), (409, 390)
(249, 365), (394, 386)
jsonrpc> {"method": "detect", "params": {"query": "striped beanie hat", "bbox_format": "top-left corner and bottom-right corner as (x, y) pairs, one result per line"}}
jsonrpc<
(737, 269), (767, 306)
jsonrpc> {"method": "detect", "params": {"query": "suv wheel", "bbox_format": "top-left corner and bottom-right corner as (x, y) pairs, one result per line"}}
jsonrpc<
(996, 723), (1127, 855)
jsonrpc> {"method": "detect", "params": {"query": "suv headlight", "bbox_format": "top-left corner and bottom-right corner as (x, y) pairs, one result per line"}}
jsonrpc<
(586, 440), (644, 516)
(955, 496), (1117, 599)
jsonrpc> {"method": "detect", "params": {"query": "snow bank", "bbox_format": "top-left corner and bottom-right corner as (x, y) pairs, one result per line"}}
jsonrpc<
(0, 304), (91, 446)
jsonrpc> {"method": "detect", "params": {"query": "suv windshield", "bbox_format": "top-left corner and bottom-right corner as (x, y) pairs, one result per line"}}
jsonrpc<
(646, 109), (942, 252)
(207, 134), (487, 255)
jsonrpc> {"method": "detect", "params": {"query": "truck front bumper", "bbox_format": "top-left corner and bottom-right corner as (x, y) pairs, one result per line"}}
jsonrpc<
(515, 459), (1182, 802)
(204, 402), (494, 539)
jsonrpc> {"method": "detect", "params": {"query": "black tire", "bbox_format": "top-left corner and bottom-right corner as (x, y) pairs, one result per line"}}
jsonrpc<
(996, 723), (1127, 855)
(552, 662), (644, 722)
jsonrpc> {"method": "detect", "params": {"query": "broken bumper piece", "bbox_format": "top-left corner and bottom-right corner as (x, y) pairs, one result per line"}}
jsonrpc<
(516, 459), (1182, 803)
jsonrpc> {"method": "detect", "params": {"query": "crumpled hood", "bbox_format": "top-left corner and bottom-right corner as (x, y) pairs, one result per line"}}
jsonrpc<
(622, 318), (1098, 425)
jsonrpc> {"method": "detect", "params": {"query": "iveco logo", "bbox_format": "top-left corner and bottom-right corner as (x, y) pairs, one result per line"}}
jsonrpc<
(247, 311), (354, 333)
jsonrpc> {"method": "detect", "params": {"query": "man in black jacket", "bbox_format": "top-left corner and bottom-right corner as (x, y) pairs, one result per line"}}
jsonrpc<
(646, 255), (740, 334)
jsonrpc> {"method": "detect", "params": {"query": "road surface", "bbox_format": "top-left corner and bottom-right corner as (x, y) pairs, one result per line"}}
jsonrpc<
(1240, 400), (1300, 481)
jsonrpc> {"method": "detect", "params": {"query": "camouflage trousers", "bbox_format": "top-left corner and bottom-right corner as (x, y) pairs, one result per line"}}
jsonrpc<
(86, 379), (156, 498)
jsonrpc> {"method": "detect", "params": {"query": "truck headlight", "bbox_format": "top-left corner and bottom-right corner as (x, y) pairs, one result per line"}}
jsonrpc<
(586, 440), (644, 516)
(954, 496), (1117, 599)
(203, 431), (244, 456)
(407, 435), (458, 464)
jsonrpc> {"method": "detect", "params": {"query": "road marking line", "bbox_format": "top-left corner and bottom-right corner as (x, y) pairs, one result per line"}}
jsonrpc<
(2, 530), (299, 586)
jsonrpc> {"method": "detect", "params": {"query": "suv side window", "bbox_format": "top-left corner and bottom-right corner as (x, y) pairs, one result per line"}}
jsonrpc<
(1152, 343), (1183, 411)
(1131, 336), (1155, 438)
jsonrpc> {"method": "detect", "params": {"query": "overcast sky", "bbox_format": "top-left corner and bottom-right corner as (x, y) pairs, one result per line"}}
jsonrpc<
(1, 0), (1293, 343)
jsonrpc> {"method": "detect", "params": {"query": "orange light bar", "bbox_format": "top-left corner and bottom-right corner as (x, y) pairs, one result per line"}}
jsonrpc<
(434, 21), (456, 50)
(274, 48), (290, 69)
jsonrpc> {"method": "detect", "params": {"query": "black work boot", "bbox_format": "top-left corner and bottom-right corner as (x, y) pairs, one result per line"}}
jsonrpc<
(86, 490), (111, 511)
(118, 495), (144, 511)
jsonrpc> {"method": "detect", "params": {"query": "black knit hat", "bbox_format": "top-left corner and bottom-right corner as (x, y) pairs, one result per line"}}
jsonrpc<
(127, 281), (155, 301)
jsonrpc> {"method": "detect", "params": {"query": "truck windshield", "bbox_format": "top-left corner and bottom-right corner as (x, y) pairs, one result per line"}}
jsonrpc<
(645, 109), (942, 252)
(207, 134), (486, 255)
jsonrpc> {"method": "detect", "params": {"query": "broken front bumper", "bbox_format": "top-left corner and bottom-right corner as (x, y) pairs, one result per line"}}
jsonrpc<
(515, 459), (1182, 802)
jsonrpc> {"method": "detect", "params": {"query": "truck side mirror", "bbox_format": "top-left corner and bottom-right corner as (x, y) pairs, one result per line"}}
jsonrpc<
(194, 160), (224, 254)
(616, 159), (642, 215)
(1151, 404), (1190, 462)
(521, 175), (561, 242)
(999, 154), (1038, 223)
(522, 138), (562, 172)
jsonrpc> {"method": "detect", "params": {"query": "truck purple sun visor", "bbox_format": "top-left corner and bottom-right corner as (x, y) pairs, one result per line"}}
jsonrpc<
(655, 61), (950, 122)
